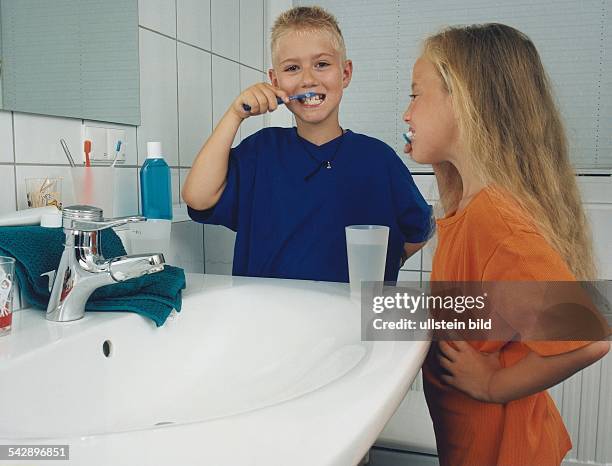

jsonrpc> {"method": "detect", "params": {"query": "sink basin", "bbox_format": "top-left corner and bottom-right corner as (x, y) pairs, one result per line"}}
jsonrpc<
(0, 274), (429, 466)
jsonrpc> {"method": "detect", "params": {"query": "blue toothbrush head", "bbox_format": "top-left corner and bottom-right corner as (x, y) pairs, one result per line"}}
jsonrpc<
(295, 91), (319, 99)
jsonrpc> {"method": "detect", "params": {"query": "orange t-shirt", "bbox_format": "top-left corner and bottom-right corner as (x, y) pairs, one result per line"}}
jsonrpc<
(424, 187), (589, 466)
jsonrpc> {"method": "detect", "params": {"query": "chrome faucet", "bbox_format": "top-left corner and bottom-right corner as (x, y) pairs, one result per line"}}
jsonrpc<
(46, 205), (165, 322)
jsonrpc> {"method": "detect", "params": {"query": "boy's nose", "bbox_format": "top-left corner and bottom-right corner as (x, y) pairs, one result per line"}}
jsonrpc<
(301, 69), (318, 88)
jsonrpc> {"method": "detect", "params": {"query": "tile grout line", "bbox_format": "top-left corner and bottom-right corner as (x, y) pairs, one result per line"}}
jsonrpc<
(138, 25), (265, 75)
(175, 0), (182, 204)
(11, 112), (18, 211)
(0, 162), (194, 169)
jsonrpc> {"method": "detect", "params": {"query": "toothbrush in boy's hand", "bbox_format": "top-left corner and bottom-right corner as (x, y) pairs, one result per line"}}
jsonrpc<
(242, 92), (319, 113)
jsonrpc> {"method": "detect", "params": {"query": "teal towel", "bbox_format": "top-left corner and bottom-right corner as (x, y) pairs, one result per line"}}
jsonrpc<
(0, 226), (186, 327)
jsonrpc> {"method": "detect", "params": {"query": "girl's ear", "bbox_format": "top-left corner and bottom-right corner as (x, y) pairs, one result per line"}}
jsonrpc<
(342, 59), (353, 89)
(268, 68), (278, 87)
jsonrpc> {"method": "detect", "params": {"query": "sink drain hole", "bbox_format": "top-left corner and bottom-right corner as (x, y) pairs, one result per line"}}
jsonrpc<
(102, 340), (112, 357)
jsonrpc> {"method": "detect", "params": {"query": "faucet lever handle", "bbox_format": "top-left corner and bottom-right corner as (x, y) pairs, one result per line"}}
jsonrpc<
(71, 216), (145, 232)
(62, 205), (146, 231)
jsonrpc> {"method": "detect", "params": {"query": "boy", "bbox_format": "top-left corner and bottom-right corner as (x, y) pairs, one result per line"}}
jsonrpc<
(182, 6), (431, 282)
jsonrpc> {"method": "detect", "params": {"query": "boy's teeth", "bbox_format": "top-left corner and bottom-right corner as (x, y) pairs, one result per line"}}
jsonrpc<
(302, 94), (323, 104)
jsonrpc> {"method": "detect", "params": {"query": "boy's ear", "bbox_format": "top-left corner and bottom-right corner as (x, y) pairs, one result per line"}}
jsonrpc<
(268, 68), (278, 87)
(342, 59), (353, 89)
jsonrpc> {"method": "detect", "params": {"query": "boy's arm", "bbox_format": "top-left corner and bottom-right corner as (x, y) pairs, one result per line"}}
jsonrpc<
(181, 83), (288, 210)
(437, 339), (610, 404)
(401, 242), (426, 267)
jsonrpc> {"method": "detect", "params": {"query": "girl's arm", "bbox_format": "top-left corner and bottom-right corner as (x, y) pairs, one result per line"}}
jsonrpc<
(437, 339), (610, 404)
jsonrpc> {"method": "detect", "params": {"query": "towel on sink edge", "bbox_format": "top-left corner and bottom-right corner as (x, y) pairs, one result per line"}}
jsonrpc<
(0, 226), (186, 327)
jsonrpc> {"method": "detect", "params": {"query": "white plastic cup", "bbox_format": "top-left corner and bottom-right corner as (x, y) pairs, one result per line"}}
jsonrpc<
(0, 256), (16, 337)
(70, 167), (116, 216)
(126, 219), (171, 256)
(345, 225), (389, 300)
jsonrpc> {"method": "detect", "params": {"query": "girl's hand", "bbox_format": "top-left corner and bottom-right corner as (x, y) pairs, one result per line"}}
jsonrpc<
(231, 83), (289, 120)
(437, 340), (502, 403)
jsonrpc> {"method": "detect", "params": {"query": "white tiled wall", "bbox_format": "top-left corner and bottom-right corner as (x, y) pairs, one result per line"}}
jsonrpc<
(138, 0), (176, 37)
(0, 0), (273, 278)
(177, 0), (211, 50)
(211, 0), (240, 61)
(177, 42), (212, 167)
(0, 166), (16, 216)
(240, 0), (265, 70)
(0, 112), (14, 163)
(138, 28), (179, 166)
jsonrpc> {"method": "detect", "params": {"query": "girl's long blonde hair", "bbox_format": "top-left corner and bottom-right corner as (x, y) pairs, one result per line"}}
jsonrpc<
(422, 23), (595, 280)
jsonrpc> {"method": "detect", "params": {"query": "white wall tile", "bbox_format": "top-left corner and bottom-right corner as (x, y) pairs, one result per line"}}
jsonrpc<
(577, 175), (612, 204)
(138, 29), (179, 166)
(204, 224), (236, 273)
(422, 271), (431, 282)
(239, 0), (264, 70)
(15, 166), (75, 210)
(205, 259), (233, 275)
(212, 56), (240, 147)
(397, 270), (420, 283)
(585, 204), (612, 279)
(177, 0), (211, 50)
(401, 250), (421, 271)
(164, 221), (204, 273)
(211, 0), (239, 61)
(171, 168), (180, 205)
(83, 120), (138, 166)
(412, 174), (438, 202)
(13, 113), (81, 165)
(422, 239), (434, 272)
(0, 166), (16, 215)
(138, 0), (177, 38)
(0, 111), (13, 163)
(239, 66), (265, 141)
(265, 0), (293, 69)
(178, 44), (212, 167)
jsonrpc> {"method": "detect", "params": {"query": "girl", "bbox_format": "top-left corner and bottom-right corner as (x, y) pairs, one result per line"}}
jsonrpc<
(403, 23), (610, 466)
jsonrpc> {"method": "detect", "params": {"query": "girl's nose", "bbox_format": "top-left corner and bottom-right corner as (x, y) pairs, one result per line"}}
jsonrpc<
(403, 105), (412, 123)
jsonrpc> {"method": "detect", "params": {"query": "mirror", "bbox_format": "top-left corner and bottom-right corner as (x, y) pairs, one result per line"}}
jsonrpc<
(0, 0), (140, 125)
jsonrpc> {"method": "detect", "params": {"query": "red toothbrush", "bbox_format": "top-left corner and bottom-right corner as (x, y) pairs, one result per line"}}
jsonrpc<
(84, 140), (92, 167)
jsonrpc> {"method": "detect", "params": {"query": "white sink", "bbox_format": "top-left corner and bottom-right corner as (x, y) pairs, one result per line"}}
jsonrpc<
(0, 274), (429, 466)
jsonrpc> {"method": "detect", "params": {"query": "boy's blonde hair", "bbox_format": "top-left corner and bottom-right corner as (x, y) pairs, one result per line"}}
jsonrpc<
(270, 6), (346, 64)
(422, 23), (596, 280)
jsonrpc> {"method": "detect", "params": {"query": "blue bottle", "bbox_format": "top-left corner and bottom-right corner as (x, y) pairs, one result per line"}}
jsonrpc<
(140, 142), (172, 220)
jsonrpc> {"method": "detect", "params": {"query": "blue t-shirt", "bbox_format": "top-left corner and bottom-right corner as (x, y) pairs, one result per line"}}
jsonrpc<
(188, 127), (432, 282)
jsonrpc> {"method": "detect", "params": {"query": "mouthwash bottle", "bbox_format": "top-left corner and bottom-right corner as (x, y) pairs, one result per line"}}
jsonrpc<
(140, 142), (172, 220)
